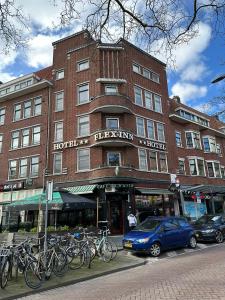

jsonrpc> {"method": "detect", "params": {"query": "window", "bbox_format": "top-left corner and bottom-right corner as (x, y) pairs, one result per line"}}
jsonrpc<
(106, 118), (119, 129)
(56, 69), (64, 80)
(107, 152), (121, 166)
(178, 109), (209, 127)
(0, 108), (5, 125)
(203, 136), (216, 153)
(22, 128), (30, 147)
(139, 149), (148, 171)
(151, 72), (160, 83)
(0, 134), (3, 152)
(189, 158), (205, 176)
(53, 152), (62, 174)
(221, 166), (225, 179)
(11, 131), (20, 149)
(216, 144), (222, 156)
(159, 152), (167, 172)
(178, 159), (185, 174)
(185, 131), (201, 149)
(24, 100), (32, 118)
(175, 131), (182, 147)
(78, 83), (89, 104)
(32, 126), (41, 145)
(134, 87), (143, 106)
(77, 59), (89, 71)
(157, 123), (165, 142)
(143, 68), (151, 79)
(78, 115), (89, 137)
(147, 120), (155, 139)
(154, 95), (162, 113)
(207, 161), (221, 178)
(30, 156), (39, 177)
(132, 63), (141, 73)
(55, 91), (64, 112)
(149, 151), (157, 171)
(105, 85), (118, 94)
(54, 122), (63, 142)
(14, 104), (22, 121)
(34, 97), (42, 116)
(77, 148), (90, 170)
(136, 117), (145, 137)
(9, 160), (17, 179)
(19, 158), (28, 178)
(145, 91), (153, 110)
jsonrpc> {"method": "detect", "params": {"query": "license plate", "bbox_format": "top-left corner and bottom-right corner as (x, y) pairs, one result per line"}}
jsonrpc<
(124, 242), (132, 248)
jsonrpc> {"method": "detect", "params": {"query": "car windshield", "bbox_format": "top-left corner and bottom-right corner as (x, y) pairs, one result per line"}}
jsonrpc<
(134, 219), (160, 232)
(195, 215), (220, 224)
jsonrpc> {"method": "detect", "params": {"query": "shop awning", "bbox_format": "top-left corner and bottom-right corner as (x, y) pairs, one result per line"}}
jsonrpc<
(181, 185), (225, 194)
(60, 192), (96, 210)
(63, 185), (97, 194)
(6, 192), (63, 211)
(136, 188), (174, 195)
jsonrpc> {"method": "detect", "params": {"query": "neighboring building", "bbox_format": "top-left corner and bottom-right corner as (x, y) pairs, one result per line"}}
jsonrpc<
(0, 30), (225, 233)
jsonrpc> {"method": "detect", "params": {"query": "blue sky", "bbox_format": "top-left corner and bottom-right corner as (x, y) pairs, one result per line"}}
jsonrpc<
(0, 1), (224, 114)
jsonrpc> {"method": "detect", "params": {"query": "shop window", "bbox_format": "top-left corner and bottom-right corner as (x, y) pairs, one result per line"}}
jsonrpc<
(107, 152), (121, 166)
(77, 59), (89, 71)
(77, 148), (90, 171)
(157, 123), (165, 142)
(78, 115), (90, 137)
(138, 148), (148, 171)
(55, 91), (64, 112)
(54, 122), (63, 142)
(56, 69), (64, 80)
(77, 83), (89, 104)
(32, 126), (41, 145)
(149, 150), (157, 171)
(0, 108), (5, 125)
(53, 152), (62, 174)
(106, 118), (119, 129)
(0, 134), (3, 152)
(147, 119), (155, 140)
(136, 117), (145, 137)
(134, 86), (143, 106)
(175, 131), (182, 147)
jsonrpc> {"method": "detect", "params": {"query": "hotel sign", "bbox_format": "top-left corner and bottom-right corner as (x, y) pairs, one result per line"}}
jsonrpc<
(94, 130), (133, 141)
(139, 139), (166, 150)
(54, 139), (89, 150)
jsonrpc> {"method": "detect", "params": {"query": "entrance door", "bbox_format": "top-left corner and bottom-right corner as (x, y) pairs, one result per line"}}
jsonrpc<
(109, 200), (123, 235)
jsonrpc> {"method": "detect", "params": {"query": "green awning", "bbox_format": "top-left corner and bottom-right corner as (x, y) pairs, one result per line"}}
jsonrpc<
(136, 188), (174, 195)
(7, 192), (63, 211)
(63, 185), (97, 194)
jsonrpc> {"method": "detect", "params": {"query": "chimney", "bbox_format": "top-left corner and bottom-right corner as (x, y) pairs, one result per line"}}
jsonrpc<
(172, 96), (181, 103)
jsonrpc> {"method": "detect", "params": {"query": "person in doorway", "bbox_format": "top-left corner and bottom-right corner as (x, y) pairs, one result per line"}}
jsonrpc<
(127, 213), (137, 230)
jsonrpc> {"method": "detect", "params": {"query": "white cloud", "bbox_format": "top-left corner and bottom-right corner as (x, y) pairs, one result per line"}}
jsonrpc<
(171, 82), (207, 103)
(180, 63), (208, 82)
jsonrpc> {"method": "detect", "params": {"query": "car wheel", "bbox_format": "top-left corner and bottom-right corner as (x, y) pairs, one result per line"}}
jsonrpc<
(189, 236), (197, 249)
(149, 243), (161, 257)
(215, 231), (223, 243)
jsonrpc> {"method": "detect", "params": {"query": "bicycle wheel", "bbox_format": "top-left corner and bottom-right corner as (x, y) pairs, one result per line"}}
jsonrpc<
(87, 240), (97, 261)
(99, 241), (113, 262)
(108, 240), (118, 260)
(83, 246), (91, 269)
(0, 258), (10, 289)
(24, 260), (42, 289)
(67, 246), (85, 270)
(53, 251), (68, 276)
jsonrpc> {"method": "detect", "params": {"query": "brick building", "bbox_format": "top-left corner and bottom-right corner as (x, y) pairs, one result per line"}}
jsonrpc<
(0, 30), (225, 233)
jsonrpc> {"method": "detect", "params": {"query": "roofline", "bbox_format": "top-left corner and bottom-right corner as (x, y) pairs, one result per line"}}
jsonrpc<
(117, 38), (167, 67)
(0, 73), (40, 89)
(52, 29), (92, 46)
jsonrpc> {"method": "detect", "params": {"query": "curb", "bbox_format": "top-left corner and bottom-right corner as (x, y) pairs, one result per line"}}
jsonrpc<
(2, 260), (146, 300)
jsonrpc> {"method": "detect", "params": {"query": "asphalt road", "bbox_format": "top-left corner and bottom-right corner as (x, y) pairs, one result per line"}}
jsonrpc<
(19, 244), (225, 300)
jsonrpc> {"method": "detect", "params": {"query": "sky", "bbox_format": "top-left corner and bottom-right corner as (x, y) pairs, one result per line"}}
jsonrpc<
(0, 1), (224, 114)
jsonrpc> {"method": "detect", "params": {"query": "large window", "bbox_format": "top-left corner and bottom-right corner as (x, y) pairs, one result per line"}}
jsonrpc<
(106, 118), (119, 129)
(134, 87), (143, 106)
(107, 152), (121, 166)
(0, 134), (3, 152)
(22, 128), (30, 147)
(132, 63), (160, 83)
(147, 120), (155, 139)
(54, 122), (63, 142)
(77, 148), (90, 171)
(144, 91), (153, 110)
(206, 161), (221, 178)
(32, 126), (41, 145)
(159, 152), (168, 172)
(189, 158), (205, 176)
(19, 158), (28, 178)
(77, 59), (89, 71)
(138, 149), (148, 171)
(157, 123), (165, 142)
(30, 156), (39, 177)
(11, 131), (20, 149)
(78, 115), (90, 136)
(53, 152), (62, 174)
(55, 91), (64, 112)
(13, 98), (42, 121)
(0, 108), (5, 125)
(202, 136), (216, 153)
(9, 160), (17, 179)
(34, 97), (42, 116)
(154, 95), (162, 113)
(185, 131), (201, 149)
(14, 104), (22, 121)
(175, 131), (182, 147)
(136, 117), (145, 137)
(78, 83), (89, 104)
(149, 151), (157, 171)
(24, 100), (32, 118)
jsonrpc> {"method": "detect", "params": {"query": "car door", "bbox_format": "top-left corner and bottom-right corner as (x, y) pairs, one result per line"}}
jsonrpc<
(220, 215), (225, 237)
(160, 220), (181, 250)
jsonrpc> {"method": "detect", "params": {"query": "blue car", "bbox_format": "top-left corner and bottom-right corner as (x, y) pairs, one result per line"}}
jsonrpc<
(123, 216), (197, 256)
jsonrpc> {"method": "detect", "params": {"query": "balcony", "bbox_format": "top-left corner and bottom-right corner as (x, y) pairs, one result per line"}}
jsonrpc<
(92, 128), (135, 147)
(90, 94), (132, 114)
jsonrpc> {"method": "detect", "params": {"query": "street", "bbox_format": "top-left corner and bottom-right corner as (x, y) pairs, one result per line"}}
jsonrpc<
(19, 244), (225, 300)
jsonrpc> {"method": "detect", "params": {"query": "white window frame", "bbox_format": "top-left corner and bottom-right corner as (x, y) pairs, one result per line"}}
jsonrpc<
(134, 86), (143, 106)
(77, 59), (89, 71)
(77, 148), (90, 171)
(8, 160), (17, 180)
(106, 117), (119, 129)
(206, 160), (221, 178)
(0, 108), (6, 125)
(149, 150), (158, 171)
(56, 69), (64, 80)
(53, 152), (62, 174)
(154, 94), (162, 113)
(32, 126), (41, 145)
(175, 131), (182, 147)
(144, 90), (153, 110)
(156, 123), (165, 142)
(30, 156), (39, 177)
(24, 100), (32, 119)
(178, 158), (185, 175)
(19, 158), (28, 178)
(188, 157), (205, 176)
(77, 82), (89, 105)
(78, 115), (90, 137)
(138, 148), (148, 171)
(11, 130), (20, 149)
(21, 128), (30, 148)
(132, 63), (141, 74)
(54, 121), (63, 142)
(136, 117), (145, 137)
(147, 119), (155, 140)
(55, 91), (64, 112)
(105, 84), (118, 94)
(159, 152), (168, 173)
(13, 104), (22, 121)
(34, 97), (42, 116)
(185, 131), (201, 149)
(0, 134), (3, 153)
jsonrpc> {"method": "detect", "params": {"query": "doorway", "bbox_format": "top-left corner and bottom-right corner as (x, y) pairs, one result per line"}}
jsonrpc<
(109, 199), (123, 235)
